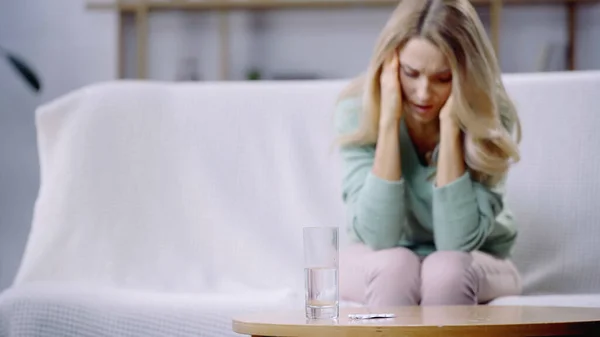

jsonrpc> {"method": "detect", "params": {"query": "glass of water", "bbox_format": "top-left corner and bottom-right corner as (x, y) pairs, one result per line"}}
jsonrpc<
(303, 226), (339, 320)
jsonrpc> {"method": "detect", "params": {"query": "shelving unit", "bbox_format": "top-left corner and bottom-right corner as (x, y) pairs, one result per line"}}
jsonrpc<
(87, 0), (597, 80)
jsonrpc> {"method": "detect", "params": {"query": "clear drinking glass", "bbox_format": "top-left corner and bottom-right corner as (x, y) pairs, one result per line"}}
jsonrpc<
(303, 226), (339, 320)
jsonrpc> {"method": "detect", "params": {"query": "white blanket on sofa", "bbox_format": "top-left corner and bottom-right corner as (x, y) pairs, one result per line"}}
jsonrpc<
(15, 72), (600, 297)
(12, 80), (350, 296)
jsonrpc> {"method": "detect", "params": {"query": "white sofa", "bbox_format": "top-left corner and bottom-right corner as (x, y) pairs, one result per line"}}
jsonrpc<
(1, 71), (600, 337)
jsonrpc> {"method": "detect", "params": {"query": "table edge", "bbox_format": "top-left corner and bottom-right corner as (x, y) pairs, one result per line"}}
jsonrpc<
(232, 320), (600, 336)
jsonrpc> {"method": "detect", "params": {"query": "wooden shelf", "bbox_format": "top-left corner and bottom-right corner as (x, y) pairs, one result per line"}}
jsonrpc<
(89, 0), (405, 11)
(88, 0), (597, 10)
(87, 0), (597, 80)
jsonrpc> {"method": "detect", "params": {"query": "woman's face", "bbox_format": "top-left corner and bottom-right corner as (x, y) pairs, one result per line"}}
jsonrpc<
(398, 37), (453, 124)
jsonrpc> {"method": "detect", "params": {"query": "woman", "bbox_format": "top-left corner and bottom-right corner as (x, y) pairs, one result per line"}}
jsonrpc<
(335, 0), (523, 306)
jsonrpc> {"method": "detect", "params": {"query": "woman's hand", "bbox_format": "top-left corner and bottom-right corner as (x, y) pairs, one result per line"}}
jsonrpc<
(371, 49), (403, 182)
(439, 93), (454, 122)
(440, 93), (460, 137)
(379, 50), (402, 129)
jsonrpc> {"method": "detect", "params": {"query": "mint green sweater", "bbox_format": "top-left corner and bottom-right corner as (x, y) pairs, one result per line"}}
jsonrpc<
(335, 97), (517, 259)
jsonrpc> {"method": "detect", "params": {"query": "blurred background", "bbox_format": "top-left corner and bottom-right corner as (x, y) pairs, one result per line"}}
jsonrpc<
(1, 0), (599, 291)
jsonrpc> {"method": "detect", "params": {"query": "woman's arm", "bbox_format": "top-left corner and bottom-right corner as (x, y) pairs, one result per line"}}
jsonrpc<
(432, 103), (504, 252)
(436, 118), (465, 187)
(336, 100), (406, 250)
(432, 171), (505, 252)
(373, 120), (402, 181)
(374, 50), (404, 182)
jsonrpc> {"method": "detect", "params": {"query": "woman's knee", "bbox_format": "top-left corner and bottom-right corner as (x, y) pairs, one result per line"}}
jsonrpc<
(368, 246), (421, 278)
(363, 247), (421, 306)
(421, 251), (477, 305)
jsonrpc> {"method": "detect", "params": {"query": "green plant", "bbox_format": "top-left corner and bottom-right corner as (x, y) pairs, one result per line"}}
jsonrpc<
(1, 45), (41, 93)
(246, 68), (261, 81)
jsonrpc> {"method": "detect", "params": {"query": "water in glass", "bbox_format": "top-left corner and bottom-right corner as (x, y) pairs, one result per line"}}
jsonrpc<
(303, 226), (339, 320)
(304, 267), (339, 319)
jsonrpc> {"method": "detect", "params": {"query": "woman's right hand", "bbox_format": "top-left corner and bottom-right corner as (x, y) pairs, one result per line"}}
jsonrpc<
(379, 50), (403, 129)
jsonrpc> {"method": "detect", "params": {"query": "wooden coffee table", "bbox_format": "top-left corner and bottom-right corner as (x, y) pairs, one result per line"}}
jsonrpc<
(232, 305), (600, 336)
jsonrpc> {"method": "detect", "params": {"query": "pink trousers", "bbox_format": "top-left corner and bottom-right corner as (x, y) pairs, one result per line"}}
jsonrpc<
(339, 244), (522, 306)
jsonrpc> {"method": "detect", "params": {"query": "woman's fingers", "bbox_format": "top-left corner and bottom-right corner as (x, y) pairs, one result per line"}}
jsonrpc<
(379, 48), (403, 125)
(382, 51), (396, 73)
(381, 49), (400, 89)
(391, 49), (400, 72)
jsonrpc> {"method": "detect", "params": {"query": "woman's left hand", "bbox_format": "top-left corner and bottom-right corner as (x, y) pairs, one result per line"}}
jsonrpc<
(440, 94), (454, 122)
(439, 94), (460, 137)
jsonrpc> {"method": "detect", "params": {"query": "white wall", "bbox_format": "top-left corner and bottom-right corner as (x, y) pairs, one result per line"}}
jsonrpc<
(0, 2), (42, 292)
(1, 1), (599, 290)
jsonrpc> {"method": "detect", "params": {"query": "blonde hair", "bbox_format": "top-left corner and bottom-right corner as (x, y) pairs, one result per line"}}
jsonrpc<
(337, 0), (521, 186)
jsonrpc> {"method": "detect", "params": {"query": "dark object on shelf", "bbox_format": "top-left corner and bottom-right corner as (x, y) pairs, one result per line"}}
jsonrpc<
(1, 45), (42, 93)
(247, 68), (262, 81)
(176, 57), (201, 81)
